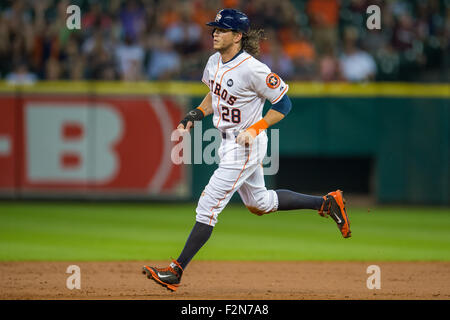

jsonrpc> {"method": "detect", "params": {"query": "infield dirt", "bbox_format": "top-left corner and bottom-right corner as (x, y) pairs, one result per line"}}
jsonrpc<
(0, 261), (449, 300)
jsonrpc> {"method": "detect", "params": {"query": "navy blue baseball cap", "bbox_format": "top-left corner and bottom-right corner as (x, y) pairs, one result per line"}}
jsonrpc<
(206, 9), (250, 33)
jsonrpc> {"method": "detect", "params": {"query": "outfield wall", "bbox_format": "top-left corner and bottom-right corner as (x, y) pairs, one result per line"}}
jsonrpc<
(0, 81), (448, 205)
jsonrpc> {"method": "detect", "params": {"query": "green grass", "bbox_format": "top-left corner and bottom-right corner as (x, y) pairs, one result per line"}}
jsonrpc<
(0, 202), (449, 261)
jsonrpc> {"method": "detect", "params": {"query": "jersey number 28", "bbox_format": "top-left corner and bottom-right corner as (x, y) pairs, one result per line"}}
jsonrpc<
(221, 106), (241, 123)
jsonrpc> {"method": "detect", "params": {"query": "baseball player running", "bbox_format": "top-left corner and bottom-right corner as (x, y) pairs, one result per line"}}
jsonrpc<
(143, 9), (351, 292)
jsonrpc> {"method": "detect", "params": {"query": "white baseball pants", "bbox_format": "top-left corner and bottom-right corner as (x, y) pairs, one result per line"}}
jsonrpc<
(196, 130), (278, 226)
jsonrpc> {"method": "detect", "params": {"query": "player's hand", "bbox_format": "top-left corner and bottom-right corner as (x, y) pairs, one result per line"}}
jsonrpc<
(177, 121), (193, 132)
(236, 129), (256, 147)
(178, 108), (204, 132)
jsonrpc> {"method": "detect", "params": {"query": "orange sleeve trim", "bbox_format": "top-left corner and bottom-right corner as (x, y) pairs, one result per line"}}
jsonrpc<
(272, 85), (288, 104)
(197, 106), (206, 116)
(246, 118), (269, 138)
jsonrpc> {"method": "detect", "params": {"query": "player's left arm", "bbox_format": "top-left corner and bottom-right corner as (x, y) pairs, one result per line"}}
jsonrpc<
(236, 94), (292, 146)
(261, 94), (292, 126)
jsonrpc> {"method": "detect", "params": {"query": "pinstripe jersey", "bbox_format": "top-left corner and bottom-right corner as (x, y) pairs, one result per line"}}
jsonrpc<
(202, 50), (289, 133)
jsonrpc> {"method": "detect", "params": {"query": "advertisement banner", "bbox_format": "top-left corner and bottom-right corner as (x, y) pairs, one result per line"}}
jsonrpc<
(0, 96), (17, 193)
(0, 94), (189, 199)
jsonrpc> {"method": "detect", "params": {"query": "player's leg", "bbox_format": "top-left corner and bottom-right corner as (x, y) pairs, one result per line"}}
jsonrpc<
(175, 220), (212, 270)
(179, 164), (260, 267)
(142, 220), (213, 291)
(195, 166), (255, 226)
(178, 141), (265, 263)
(237, 164), (278, 216)
(238, 167), (324, 214)
(143, 156), (260, 291)
(237, 164), (351, 238)
(236, 133), (322, 215)
(236, 166), (326, 215)
(275, 189), (324, 211)
(275, 189), (351, 238)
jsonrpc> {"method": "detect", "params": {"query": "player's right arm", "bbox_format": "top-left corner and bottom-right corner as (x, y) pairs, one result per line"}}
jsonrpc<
(236, 95), (292, 147)
(236, 60), (292, 146)
(177, 92), (212, 131)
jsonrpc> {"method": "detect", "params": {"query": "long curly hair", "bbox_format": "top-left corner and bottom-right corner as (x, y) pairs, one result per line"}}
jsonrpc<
(239, 29), (266, 57)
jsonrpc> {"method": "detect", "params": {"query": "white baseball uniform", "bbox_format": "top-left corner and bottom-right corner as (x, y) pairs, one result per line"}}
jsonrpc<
(196, 50), (289, 226)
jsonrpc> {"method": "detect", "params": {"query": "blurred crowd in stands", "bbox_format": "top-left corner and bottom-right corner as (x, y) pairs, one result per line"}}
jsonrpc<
(0, 0), (448, 84)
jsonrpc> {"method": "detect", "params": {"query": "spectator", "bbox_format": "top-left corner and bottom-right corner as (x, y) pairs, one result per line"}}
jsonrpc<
(69, 58), (86, 80)
(348, 0), (371, 16)
(281, 28), (316, 80)
(6, 62), (37, 84)
(339, 27), (377, 82)
(159, 1), (181, 29)
(317, 44), (343, 82)
(307, 0), (339, 53)
(260, 38), (294, 79)
(45, 57), (62, 80)
(62, 36), (86, 80)
(82, 2), (113, 33)
(82, 29), (113, 56)
(375, 44), (400, 80)
(83, 30), (116, 80)
(0, 0), (446, 82)
(392, 12), (416, 51)
(36, 23), (62, 75)
(115, 35), (144, 81)
(10, 34), (30, 70)
(191, 0), (218, 27)
(0, 17), (10, 77)
(147, 36), (181, 80)
(281, 28), (316, 63)
(165, 9), (202, 55)
(119, 0), (146, 41)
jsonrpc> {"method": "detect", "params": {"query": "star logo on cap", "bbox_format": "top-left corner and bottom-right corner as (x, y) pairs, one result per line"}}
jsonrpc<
(215, 13), (222, 22)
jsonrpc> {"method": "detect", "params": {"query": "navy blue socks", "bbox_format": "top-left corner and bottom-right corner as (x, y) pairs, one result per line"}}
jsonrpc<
(176, 221), (213, 270)
(176, 191), (323, 270)
(275, 189), (324, 211)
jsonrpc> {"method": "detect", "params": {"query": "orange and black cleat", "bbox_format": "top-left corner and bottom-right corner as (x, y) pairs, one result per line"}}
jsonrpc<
(318, 190), (351, 238)
(142, 259), (183, 292)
